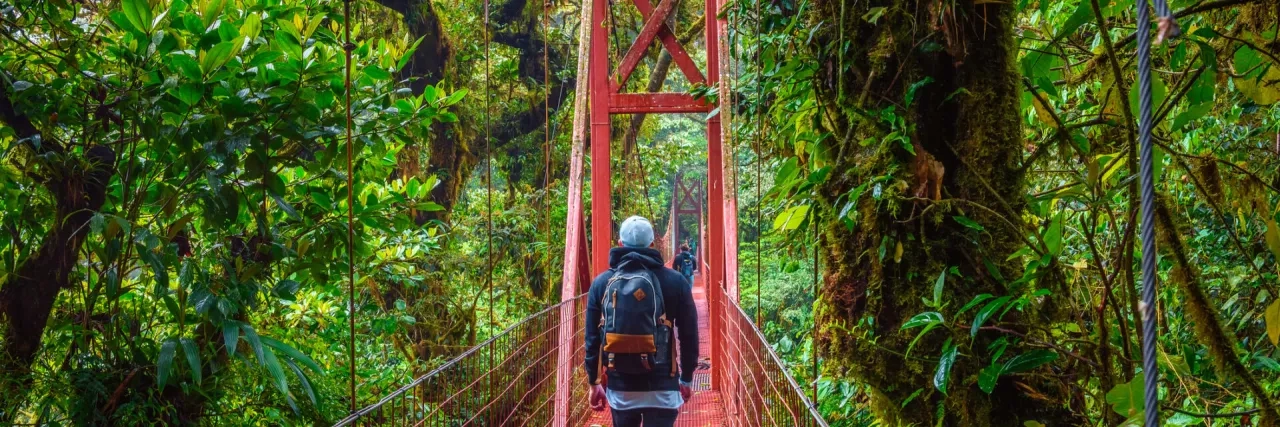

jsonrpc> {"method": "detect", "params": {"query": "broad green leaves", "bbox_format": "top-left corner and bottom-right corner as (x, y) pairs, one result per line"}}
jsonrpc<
(157, 338), (178, 389)
(979, 350), (1059, 394)
(1106, 373), (1146, 418)
(900, 311), (944, 357)
(1233, 46), (1280, 105)
(971, 296), (1012, 338)
(773, 204), (810, 231)
(934, 339), (957, 394)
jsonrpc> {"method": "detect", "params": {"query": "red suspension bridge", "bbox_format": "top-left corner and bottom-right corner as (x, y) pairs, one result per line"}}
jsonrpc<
(333, 0), (825, 424)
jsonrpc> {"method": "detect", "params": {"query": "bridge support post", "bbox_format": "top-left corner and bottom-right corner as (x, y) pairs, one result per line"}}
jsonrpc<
(703, 0), (725, 393)
(588, 0), (613, 275)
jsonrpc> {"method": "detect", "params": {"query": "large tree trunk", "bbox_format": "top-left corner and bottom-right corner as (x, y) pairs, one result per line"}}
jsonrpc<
(0, 89), (116, 421)
(811, 1), (1080, 425)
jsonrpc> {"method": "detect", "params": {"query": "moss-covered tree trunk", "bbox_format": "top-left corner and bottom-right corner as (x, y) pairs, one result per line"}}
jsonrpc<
(811, 1), (1079, 425)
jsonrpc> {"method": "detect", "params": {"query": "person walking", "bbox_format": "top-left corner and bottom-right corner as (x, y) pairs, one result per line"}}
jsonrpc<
(584, 216), (699, 427)
(672, 244), (697, 286)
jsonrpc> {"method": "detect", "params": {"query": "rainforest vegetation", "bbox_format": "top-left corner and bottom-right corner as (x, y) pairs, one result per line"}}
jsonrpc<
(0, 0), (1278, 425)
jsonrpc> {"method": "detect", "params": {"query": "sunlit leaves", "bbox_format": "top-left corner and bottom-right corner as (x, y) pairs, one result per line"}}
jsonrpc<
(1053, 0), (1092, 42)
(773, 204), (810, 231)
(1266, 301), (1280, 346)
(1233, 46), (1280, 105)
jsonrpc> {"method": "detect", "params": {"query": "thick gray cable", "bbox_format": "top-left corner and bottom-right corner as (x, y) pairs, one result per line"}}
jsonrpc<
(1135, 0), (1176, 426)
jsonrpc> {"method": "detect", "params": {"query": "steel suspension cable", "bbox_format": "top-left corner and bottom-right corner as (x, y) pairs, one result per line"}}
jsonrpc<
(811, 207), (819, 407)
(543, 0), (553, 305)
(752, 0), (763, 327)
(1135, 1), (1178, 426)
(483, 0), (495, 391)
(341, 0), (357, 411)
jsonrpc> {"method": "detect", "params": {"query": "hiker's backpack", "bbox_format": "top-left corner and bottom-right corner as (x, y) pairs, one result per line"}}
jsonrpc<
(600, 260), (676, 376)
(679, 255), (694, 276)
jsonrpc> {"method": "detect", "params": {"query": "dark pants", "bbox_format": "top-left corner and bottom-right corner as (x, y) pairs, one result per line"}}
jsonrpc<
(611, 407), (679, 427)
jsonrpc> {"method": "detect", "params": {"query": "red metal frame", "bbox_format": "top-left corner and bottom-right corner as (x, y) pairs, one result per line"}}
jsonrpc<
(578, 0), (733, 404)
(670, 172), (702, 249)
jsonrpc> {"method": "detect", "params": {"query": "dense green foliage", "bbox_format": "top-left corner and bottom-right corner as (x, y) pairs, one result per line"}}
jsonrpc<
(729, 0), (1280, 425)
(3, 0), (1280, 425)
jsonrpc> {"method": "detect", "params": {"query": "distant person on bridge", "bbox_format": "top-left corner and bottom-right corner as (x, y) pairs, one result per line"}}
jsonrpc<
(672, 244), (697, 286)
(584, 216), (699, 427)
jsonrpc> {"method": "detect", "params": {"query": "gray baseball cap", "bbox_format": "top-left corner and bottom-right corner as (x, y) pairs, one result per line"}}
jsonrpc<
(618, 216), (654, 248)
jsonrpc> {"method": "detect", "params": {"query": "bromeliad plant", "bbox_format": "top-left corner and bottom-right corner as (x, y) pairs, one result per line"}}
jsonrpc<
(0, 0), (461, 423)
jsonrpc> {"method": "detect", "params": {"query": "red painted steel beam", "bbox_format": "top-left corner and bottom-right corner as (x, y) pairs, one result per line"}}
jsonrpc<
(589, 0), (613, 275)
(612, 0), (678, 92)
(703, 0), (725, 393)
(612, 0), (707, 92)
(609, 93), (711, 114)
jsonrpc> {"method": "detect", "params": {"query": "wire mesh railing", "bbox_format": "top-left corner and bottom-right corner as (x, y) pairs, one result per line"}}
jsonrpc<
(335, 282), (826, 426)
(718, 289), (827, 427)
(333, 294), (593, 427)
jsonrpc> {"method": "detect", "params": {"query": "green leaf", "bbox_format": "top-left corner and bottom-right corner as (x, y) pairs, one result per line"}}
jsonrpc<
(273, 279), (301, 301)
(772, 204), (810, 232)
(174, 83), (203, 106)
(285, 358), (319, 407)
(958, 294), (994, 316)
(222, 321), (239, 357)
(272, 194), (301, 221)
(122, 0), (152, 35)
(1054, 0), (1093, 42)
(157, 338), (178, 389)
(138, 244), (169, 295)
(311, 190), (334, 208)
(243, 324), (265, 363)
(109, 11), (143, 34)
(180, 338), (203, 385)
(261, 348), (294, 409)
(901, 312), (944, 357)
(1171, 103), (1212, 131)
(1265, 300), (1280, 346)
(978, 364), (1002, 393)
(953, 215), (984, 231)
(1044, 212), (1063, 256)
(441, 89), (467, 106)
(861, 7), (886, 24)
(239, 13), (262, 40)
(931, 269), (946, 307)
(261, 336), (323, 373)
(934, 339), (957, 394)
(1021, 50), (1062, 82)
(971, 296), (1011, 337)
(363, 65), (391, 81)
(1128, 72), (1167, 119)
(901, 312), (944, 330)
(1002, 349), (1058, 373)
(201, 41), (236, 74)
(200, 0), (225, 28)
(1265, 219), (1280, 269)
(1106, 373), (1146, 417)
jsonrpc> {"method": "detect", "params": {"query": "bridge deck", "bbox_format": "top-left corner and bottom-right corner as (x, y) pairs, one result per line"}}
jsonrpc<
(585, 272), (725, 426)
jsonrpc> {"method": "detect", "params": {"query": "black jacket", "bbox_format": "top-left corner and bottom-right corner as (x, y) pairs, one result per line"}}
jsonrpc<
(584, 247), (699, 391)
(673, 251), (697, 273)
